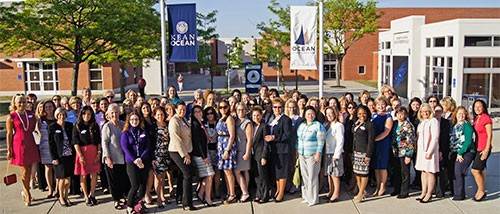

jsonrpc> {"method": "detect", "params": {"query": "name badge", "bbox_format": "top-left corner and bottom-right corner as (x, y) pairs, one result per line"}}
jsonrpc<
(55, 130), (62, 133)
(81, 130), (87, 134)
(139, 134), (146, 138)
(28, 115), (33, 118)
(360, 126), (366, 131)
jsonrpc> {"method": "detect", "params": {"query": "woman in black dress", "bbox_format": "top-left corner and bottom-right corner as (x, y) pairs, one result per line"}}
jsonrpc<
(49, 107), (75, 207)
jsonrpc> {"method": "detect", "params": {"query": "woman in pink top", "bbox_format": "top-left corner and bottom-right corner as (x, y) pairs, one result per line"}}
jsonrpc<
(471, 100), (493, 201)
(6, 94), (41, 206)
(414, 103), (439, 203)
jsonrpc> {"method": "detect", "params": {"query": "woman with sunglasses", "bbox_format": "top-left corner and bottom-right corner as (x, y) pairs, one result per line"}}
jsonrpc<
(52, 95), (62, 108)
(6, 94), (40, 206)
(191, 105), (216, 207)
(426, 95), (439, 110)
(415, 103), (440, 203)
(73, 106), (102, 206)
(343, 101), (357, 191)
(216, 100), (238, 204)
(121, 111), (152, 213)
(266, 98), (293, 202)
(204, 106), (222, 198)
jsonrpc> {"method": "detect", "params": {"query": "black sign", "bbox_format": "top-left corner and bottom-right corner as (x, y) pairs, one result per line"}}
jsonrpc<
(245, 64), (262, 94)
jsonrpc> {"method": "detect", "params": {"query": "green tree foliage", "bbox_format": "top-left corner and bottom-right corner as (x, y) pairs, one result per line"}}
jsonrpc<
(193, 10), (218, 90)
(0, 0), (160, 96)
(225, 37), (248, 69)
(256, 0), (290, 90)
(323, 0), (379, 86)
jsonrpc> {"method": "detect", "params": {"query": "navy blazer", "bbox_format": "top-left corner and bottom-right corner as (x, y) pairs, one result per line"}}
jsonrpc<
(269, 115), (293, 154)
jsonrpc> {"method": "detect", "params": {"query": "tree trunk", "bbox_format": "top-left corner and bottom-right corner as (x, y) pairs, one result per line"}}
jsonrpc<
(336, 56), (343, 87)
(210, 66), (214, 91)
(120, 65), (126, 102)
(71, 61), (80, 96)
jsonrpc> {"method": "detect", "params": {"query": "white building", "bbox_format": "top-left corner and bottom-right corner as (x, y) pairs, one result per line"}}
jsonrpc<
(379, 16), (500, 111)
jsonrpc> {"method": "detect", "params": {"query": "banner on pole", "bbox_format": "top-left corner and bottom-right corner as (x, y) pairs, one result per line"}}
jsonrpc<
(290, 6), (317, 70)
(167, 4), (198, 62)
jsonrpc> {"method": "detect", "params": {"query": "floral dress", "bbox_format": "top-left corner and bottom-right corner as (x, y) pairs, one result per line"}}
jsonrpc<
(153, 125), (171, 174)
(216, 117), (238, 170)
(392, 120), (416, 158)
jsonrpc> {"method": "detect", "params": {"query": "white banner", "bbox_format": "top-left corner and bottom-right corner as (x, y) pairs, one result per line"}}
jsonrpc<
(290, 6), (317, 70)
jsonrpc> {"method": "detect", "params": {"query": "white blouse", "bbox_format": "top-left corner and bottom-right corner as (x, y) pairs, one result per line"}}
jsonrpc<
(324, 121), (345, 158)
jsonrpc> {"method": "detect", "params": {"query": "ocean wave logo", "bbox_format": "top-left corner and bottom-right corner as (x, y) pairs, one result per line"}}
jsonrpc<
(176, 21), (188, 34)
(294, 26), (310, 45)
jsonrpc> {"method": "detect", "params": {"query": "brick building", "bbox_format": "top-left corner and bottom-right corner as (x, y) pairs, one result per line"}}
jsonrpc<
(261, 8), (500, 81)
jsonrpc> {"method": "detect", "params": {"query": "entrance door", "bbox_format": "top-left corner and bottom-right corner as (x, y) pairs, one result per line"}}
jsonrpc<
(431, 57), (445, 99)
(25, 62), (59, 95)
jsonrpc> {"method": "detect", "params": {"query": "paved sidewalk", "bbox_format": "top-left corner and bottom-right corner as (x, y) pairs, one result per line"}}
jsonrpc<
(1, 130), (499, 214)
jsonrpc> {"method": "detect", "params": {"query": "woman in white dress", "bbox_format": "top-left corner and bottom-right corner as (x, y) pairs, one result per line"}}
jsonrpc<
(415, 103), (440, 203)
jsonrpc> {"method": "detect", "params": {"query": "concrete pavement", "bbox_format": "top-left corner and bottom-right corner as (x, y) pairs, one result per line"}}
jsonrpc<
(1, 129), (499, 214)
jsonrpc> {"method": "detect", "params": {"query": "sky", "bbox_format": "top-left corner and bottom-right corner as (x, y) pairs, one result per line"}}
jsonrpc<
(165, 0), (500, 38)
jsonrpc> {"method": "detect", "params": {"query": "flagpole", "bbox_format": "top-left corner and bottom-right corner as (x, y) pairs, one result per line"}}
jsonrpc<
(318, 0), (324, 98)
(160, 0), (168, 95)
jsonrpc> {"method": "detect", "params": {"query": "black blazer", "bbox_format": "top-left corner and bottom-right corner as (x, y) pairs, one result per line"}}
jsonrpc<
(352, 121), (375, 158)
(269, 115), (293, 154)
(438, 118), (451, 156)
(49, 122), (74, 161)
(253, 122), (270, 161)
(191, 118), (208, 159)
(72, 123), (101, 146)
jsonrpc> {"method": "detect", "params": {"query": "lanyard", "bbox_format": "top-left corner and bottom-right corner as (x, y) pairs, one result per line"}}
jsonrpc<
(16, 111), (29, 132)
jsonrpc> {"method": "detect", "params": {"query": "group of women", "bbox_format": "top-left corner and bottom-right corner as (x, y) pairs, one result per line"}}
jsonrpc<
(5, 84), (493, 213)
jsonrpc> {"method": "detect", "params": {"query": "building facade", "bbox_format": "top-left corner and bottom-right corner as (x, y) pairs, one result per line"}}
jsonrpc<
(0, 53), (142, 96)
(379, 16), (500, 111)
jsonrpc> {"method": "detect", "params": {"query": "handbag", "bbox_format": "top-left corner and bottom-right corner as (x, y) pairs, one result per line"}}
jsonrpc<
(3, 163), (17, 186)
(292, 158), (301, 188)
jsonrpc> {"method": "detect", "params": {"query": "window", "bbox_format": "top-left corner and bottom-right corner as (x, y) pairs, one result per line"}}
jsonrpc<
(494, 36), (500, 46)
(358, 65), (365, 75)
(433, 37), (445, 47)
(448, 36), (454, 47)
(385, 41), (391, 49)
(464, 36), (492, 47)
(426, 38), (431, 48)
(462, 73), (490, 107)
(24, 62), (58, 93)
(464, 57), (491, 68)
(493, 58), (500, 68)
(89, 63), (103, 90)
(493, 74), (500, 108)
(447, 57), (453, 96)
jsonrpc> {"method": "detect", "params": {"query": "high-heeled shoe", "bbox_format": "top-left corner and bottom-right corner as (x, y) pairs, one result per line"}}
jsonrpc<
(420, 196), (432, 203)
(203, 200), (217, 207)
(240, 194), (250, 203)
(473, 193), (486, 202)
(21, 191), (32, 206)
(224, 195), (237, 205)
(182, 205), (198, 211)
(58, 200), (69, 207)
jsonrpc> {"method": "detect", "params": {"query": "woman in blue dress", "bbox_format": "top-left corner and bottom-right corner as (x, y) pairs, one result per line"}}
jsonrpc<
(371, 96), (393, 196)
(216, 100), (238, 204)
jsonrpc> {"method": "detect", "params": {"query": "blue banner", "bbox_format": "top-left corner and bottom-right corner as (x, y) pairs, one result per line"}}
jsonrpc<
(167, 4), (198, 62)
(245, 64), (262, 94)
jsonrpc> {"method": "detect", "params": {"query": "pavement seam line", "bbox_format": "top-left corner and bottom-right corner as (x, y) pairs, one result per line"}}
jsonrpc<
(46, 199), (56, 214)
(447, 198), (467, 214)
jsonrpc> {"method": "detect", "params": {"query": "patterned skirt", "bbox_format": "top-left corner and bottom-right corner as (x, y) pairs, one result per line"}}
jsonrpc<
(353, 152), (369, 176)
(193, 156), (215, 178)
(217, 137), (238, 170)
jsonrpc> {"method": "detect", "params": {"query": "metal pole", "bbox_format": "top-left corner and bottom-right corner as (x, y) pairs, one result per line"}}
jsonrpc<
(318, 0), (324, 98)
(227, 46), (230, 93)
(160, 0), (168, 95)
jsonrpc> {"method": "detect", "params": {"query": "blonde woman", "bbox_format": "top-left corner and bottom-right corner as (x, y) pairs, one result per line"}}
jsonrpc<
(6, 94), (41, 206)
(440, 96), (456, 120)
(415, 103), (440, 203)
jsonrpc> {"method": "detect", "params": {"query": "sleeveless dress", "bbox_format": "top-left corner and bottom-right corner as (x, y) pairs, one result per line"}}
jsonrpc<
(153, 125), (171, 174)
(371, 113), (392, 169)
(235, 118), (251, 171)
(38, 119), (54, 165)
(10, 111), (40, 166)
(216, 117), (238, 170)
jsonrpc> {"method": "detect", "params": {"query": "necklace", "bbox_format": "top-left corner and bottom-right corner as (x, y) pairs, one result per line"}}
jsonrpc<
(16, 111), (29, 132)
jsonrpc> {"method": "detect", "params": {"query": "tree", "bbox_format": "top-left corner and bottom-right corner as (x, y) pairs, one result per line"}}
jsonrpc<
(256, 0), (290, 90)
(225, 37), (248, 69)
(0, 0), (160, 96)
(323, 0), (379, 87)
(196, 10), (219, 90)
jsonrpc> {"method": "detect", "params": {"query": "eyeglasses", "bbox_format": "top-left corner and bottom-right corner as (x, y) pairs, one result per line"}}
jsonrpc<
(429, 100), (438, 103)
(273, 106), (282, 109)
(106, 96), (114, 99)
(347, 106), (355, 109)
(237, 109), (245, 112)
(219, 106), (228, 109)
